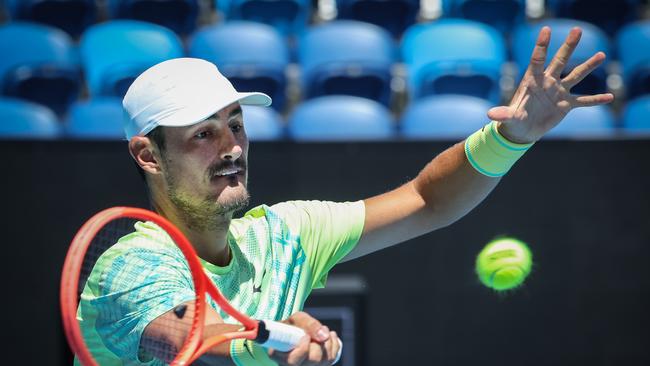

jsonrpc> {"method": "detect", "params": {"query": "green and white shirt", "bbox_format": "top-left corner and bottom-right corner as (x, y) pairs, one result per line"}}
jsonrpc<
(76, 200), (365, 365)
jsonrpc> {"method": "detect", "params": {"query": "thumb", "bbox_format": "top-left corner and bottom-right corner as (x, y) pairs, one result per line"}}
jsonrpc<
(487, 106), (512, 122)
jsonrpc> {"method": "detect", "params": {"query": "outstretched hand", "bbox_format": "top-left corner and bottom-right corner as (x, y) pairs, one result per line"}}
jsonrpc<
(488, 26), (614, 144)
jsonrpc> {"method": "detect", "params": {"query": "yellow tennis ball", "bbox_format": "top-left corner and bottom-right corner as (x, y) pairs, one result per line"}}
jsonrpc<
(476, 237), (532, 291)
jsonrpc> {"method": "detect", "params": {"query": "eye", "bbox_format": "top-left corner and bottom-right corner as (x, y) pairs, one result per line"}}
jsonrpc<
(194, 130), (212, 139)
(230, 122), (243, 133)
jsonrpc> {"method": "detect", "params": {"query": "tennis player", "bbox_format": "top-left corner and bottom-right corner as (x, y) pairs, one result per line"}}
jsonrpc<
(78, 26), (612, 365)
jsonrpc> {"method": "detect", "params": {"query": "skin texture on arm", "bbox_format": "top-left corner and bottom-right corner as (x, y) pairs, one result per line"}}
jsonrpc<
(344, 26), (614, 262)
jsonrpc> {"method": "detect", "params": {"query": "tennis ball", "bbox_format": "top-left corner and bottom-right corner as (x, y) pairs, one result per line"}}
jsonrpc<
(476, 237), (532, 291)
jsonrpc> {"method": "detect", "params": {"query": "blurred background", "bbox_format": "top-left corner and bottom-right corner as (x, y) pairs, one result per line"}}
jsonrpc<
(1, 0), (649, 365)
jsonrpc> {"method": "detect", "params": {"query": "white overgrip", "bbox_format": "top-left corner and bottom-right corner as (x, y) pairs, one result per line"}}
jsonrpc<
(257, 320), (343, 364)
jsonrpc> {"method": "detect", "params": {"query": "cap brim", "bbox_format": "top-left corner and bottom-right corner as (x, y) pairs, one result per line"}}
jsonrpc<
(238, 92), (272, 107)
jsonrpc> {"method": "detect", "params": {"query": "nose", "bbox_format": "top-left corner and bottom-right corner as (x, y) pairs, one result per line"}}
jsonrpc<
(221, 144), (242, 161)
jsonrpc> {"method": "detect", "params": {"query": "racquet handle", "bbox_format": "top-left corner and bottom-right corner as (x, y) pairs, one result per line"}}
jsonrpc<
(256, 320), (306, 351)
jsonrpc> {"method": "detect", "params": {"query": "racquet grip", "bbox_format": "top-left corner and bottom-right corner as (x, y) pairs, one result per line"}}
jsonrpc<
(256, 320), (305, 351)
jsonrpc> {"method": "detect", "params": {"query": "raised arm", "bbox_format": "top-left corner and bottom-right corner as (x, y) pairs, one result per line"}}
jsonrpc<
(344, 26), (614, 261)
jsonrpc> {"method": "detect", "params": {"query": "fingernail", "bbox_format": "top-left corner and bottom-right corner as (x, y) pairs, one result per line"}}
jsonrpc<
(317, 327), (329, 341)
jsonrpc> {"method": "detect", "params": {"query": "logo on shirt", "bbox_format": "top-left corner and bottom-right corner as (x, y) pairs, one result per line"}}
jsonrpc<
(253, 269), (266, 293)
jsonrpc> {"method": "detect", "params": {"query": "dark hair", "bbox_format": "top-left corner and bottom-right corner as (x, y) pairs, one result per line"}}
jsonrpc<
(134, 127), (166, 181)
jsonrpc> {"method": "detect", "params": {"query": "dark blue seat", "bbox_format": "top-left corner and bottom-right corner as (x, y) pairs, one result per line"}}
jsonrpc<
(546, 0), (641, 36)
(107, 0), (200, 35)
(401, 19), (506, 103)
(298, 21), (396, 106)
(622, 95), (650, 134)
(446, 0), (526, 34)
(80, 20), (184, 97)
(217, 0), (311, 36)
(242, 105), (284, 140)
(0, 22), (81, 116)
(5, 0), (97, 37)
(335, 0), (418, 37)
(190, 21), (289, 111)
(617, 20), (650, 100)
(512, 19), (611, 96)
(288, 95), (394, 141)
(545, 105), (616, 139)
(65, 97), (125, 139)
(0, 98), (61, 139)
(400, 94), (492, 139)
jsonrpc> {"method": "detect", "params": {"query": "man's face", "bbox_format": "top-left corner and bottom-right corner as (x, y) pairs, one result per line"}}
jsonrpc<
(155, 103), (250, 229)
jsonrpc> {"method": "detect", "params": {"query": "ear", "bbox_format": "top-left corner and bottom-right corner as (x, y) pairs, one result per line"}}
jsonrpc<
(128, 136), (161, 176)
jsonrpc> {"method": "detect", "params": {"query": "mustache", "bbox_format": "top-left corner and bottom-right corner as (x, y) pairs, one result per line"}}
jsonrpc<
(208, 159), (247, 177)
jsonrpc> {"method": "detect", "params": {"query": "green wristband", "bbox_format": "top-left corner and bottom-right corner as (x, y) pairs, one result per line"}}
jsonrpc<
(230, 338), (277, 366)
(464, 121), (534, 177)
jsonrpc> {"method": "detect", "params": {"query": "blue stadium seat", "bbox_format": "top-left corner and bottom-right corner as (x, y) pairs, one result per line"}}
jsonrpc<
(217, 0), (311, 36)
(512, 19), (611, 95)
(335, 0), (418, 37)
(80, 20), (184, 98)
(622, 95), (650, 134)
(400, 94), (492, 139)
(189, 21), (289, 111)
(0, 22), (81, 116)
(288, 95), (393, 140)
(401, 19), (506, 103)
(107, 0), (199, 35)
(446, 0), (526, 34)
(545, 105), (616, 138)
(298, 21), (396, 106)
(0, 98), (61, 139)
(242, 105), (284, 140)
(65, 97), (125, 139)
(546, 0), (641, 36)
(5, 0), (97, 37)
(617, 20), (650, 100)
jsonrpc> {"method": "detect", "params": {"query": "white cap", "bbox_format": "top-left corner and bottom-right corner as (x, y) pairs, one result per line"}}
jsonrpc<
(122, 58), (272, 140)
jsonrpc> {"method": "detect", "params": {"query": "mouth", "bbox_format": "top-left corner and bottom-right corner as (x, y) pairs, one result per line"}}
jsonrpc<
(212, 167), (245, 180)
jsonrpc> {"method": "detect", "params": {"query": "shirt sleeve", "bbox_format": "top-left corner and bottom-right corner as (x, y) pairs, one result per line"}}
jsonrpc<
(268, 200), (365, 289)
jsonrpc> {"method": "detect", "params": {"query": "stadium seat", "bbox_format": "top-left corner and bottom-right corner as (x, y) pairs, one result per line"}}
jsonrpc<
(0, 22), (81, 116)
(546, 0), (641, 36)
(217, 0), (311, 36)
(298, 21), (396, 106)
(545, 105), (616, 138)
(512, 19), (611, 95)
(288, 95), (393, 140)
(65, 97), (125, 139)
(189, 21), (289, 111)
(242, 105), (284, 140)
(446, 0), (526, 34)
(5, 0), (97, 37)
(622, 95), (650, 134)
(400, 94), (492, 139)
(617, 20), (650, 100)
(107, 0), (200, 35)
(80, 20), (184, 98)
(0, 98), (61, 139)
(335, 0), (419, 37)
(401, 19), (506, 103)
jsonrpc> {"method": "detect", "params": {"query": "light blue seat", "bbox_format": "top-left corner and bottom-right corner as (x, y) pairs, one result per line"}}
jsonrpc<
(216, 0), (311, 36)
(546, 0), (640, 36)
(190, 21), (289, 111)
(400, 94), (492, 139)
(65, 97), (125, 139)
(335, 0), (418, 37)
(80, 20), (184, 97)
(6, 0), (97, 37)
(242, 105), (284, 140)
(0, 22), (81, 116)
(106, 0), (200, 35)
(401, 19), (506, 103)
(298, 21), (396, 106)
(288, 95), (394, 141)
(0, 98), (61, 139)
(445, 0), (526, 34)
(513, 19), (611, 95)
(617, 20), (650, 100)
(545, 105), (616, 139)
(622, 95), (650, 134)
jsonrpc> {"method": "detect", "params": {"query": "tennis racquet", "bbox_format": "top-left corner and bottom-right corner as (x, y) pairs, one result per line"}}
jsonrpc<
(60, 206), (308, 365)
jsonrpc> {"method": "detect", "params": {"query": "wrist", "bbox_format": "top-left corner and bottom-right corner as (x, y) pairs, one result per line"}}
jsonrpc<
(495, 121), (538, 144)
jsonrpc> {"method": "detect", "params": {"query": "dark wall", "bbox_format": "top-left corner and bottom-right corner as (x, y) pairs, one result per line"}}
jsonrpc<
(3, 140), (649, 365)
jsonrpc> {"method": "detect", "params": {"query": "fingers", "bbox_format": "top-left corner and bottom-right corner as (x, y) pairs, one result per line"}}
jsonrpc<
(546, 27), (582, 79)
(561, 51), (606, 90)
(287, 311), (330, 342)
(527, 26), (551, 77)
(570, 93), (614, 108)
(270, 331), (342, 366)
(487, 106), (514, 122)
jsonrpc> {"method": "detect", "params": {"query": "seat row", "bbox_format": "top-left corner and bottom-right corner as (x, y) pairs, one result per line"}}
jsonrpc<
(3, 0), (646, 37)
(2, 94), (649, 141)
(1, 18), (649, 118)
